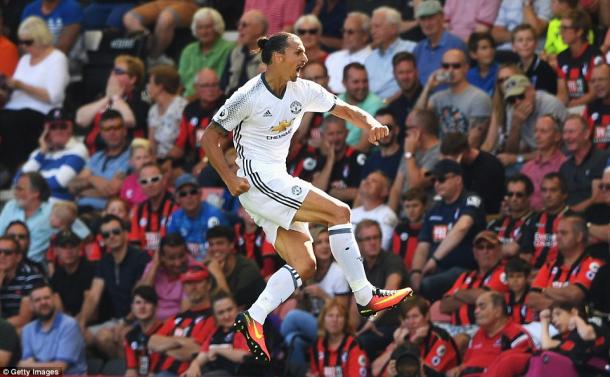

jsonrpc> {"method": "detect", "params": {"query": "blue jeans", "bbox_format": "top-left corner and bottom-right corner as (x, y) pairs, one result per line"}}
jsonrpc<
(83, 2), (135, 30)
(280, 309), (318, 368)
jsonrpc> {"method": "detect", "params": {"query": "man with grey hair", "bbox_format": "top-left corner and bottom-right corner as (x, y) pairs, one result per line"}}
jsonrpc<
(325, 12), (372, 93)
(364, 6), (416, 100)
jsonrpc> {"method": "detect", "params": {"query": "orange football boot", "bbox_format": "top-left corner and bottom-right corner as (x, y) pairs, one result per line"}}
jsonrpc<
(357, 287), (414, 317)
(234, 311), (270, 362)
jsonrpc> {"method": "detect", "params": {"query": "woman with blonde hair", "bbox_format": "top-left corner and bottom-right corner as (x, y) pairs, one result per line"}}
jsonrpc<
(0, 16), (69, 176)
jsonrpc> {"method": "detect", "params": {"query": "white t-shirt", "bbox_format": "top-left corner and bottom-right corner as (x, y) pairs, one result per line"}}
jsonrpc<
(325, 46), (372, 94)
(352, 204), (398, 250)
(308, 262), (350, 314)
(213, 74), (336, 176)
(6, 49), (69, 114)
(148, 96), (188, 158)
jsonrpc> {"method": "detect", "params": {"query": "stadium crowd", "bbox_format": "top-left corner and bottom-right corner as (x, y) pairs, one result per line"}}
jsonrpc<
(0, 0), (610, 376)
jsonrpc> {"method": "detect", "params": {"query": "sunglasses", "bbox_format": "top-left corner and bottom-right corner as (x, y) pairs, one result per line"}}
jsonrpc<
(357, 235), (381, 242)
(100, 228), (123, 239)
(101, 124), (123, 132)
(18, 39), (34, 46)
(178, 188), (199, 198)
(139, 175), (162, 186)
(442, 62), (462, 69)
(497, 76), (510, 84)
(599, 183), (610, 191)
(7, 233), (28, 241)
(0, 248), (16, 255)
(112, 67), (128, 75)
(49, 122), (69, 131)
(432, 174), (455, 184)
(506, 94), (525, 105)
(506, 191), (526, 198)
(297, 28), (319, 35)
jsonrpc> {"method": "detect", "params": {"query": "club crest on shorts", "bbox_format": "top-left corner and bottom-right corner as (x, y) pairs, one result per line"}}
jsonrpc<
(290, 101), (302, 114)
(291, 185), (302, 196)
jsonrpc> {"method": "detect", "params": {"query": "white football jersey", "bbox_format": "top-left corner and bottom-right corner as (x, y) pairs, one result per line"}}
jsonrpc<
(213, 74), (336, 176)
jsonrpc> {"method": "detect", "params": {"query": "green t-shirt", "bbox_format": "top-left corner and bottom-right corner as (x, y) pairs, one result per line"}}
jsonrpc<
(178, 38), (236, 97)
(334, 92), (384, 146)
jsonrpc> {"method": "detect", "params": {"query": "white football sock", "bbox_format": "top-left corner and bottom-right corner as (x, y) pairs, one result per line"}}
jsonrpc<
(248, 264), (302, 324)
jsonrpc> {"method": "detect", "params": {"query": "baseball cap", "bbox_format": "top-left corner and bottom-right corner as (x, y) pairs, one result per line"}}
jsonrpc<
(415, 0), (443, 18)
(175, 173), (200, 191)
(502, 74), (531, 100)
(53, 229), (81, 247)
(180, 263), (210, 283)
(474, 230), (500, 246)
(45, 108), (72, 123)
(430, 159), (463, 177)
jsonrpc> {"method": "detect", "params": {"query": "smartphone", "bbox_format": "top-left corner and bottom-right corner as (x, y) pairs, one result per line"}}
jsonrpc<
(436, 71), (452, 83)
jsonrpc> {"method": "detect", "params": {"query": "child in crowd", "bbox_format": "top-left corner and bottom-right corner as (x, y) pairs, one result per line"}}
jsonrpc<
(512, 24), (558, 94)
(392, 188), (427, 271)
(103, 197), (131, 223)
(467, 32), (499, 96)
(49, 201), (78, 232)
(505, 257), (535, 324)
(120, 138), (153, 207)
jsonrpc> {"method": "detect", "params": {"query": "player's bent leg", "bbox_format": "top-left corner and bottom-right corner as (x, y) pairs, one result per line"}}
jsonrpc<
(236, 228), (314, 363)
(293, 186), (351, 226)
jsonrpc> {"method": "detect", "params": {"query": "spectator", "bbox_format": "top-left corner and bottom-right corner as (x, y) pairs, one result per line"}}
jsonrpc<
(466, 32), (499, 96)
(491, 0), (552, 51)
(0, 16), (69, 176)
(488, 174), (537, 257)
(505, 257), (535, 324)
(413, 0), (467, 86)
(138, 233), (193, 319)
(387, 52), (422, 137)
(446, 291), (535, 377)
(415, 49), (492, 141)
(243, 0), (304, 35)
(308, 299), (369, 377)
(147, 65), (188, 160)
(559, 114), (609, 212)
(129, 162), (177, 254)
(3, 221), (41, 271)
(280, 227), (350, 371)
(204, 226), (265, 309)
(372, 296), (460, 377)
(587, 167), (610, 248)
(512, 24), (558, 94)
(21, 108), (89, 201)
(0, 9), (18, 77)
(221, 10), (268, 96)
(444, 0), (501, 42)
(336, 62), (384, 151)
(526, 214), (604, 311)
(521, 114), (567, 210)
(556, 9), (604, 107)
(148, 263), (216, 376)
(388, 109), (441, 212)
(124, 286), (162, 377)
(167, 174), (229, 260)
(183, 291), (252, 377)
(352, 171), (398, 250)
(76, 55), (148, 153)
(585, 63), (610, 150)
(19, 283), (87, 374)
(355, 219), (406, 358)
(49, 230), (95, 318)
(391, 188), (427, 271)
(305, 0), (347, 51)
(0, 316), (20, 367)
(79, 215), (150, 358)
(82, 1), (136, 31)
(364, 6), (416, 100)
(69, 110), (130, 211)
(441, 132), (506, 215)
(294, 15), (327, 64)
(360, 109), (403, 182)
(0, 235), (45, 328)
(312, 116), (367, 206)
(384, 343), (424, 377)
(104, 197), (130, 222)
(495, 74), (567, 168)
(544, 0), (593, 57)
(21, 0), (83, 55)
(178, 8), (235, 97)
(123, 0), (199, 67)
(519, 172), (570, 268)
(0, 172), (54, 263)
(440, 230), (509, 335)
(325, 12), (372, 94)
(120, 138), (153, 207)
(410, 159), (487, 301)
(170, 68), (226, 173)
(234, 207), (278, 278)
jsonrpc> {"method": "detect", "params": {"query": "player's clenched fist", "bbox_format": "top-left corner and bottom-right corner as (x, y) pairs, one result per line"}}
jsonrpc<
(228, 176), (250, 196)
(368, 124), (389, 145)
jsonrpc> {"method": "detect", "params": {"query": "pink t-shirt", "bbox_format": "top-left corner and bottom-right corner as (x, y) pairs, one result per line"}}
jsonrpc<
(143, 259), (197, 320)
(444, 0), (502, 41)
(521, 150), (567, 211)
(120, 174), (148, 207)
(244, 0), (304, 35)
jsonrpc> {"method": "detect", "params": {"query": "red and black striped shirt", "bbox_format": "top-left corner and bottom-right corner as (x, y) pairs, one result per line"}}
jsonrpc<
(234, 223), (278, 278)
(129, 192), (178, 253)
(519, 206), (569, 268)
(584, 97), (610, 150)
(488, 211), (536, 246)
(124, 320), (163, 376)
(391, 221), (422, 271)
(505, 287), (535, 324)
(309, 335), (368, 377)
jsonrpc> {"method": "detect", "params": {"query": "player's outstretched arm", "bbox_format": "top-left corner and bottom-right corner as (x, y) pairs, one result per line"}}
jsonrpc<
(330, 98), (388, 145)
(201, 121), (250, 196)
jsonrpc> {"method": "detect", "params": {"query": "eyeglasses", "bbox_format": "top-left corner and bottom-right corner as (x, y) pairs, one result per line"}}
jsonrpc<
(101, 124), (123, 132)
(112, 67), (128, 76)
(100, 228), (123, 239)
(474, 243), (496, 251)
(506, 94), (526, 105)
(177, 188), (199, 198)
(0, 248), (16, 255)
(49, 122), (69, 131)
(441, 62), (462, 69)
(599, 183), (610, 191)
(560, 25), (576, 31)
(7, 233), (28, 241)
(18, 39), (34, 46)
(432, 174), (456, 184)
(357, 235), (381, 242)
(297, 28), (319, 35)
(506, 191), (526, 198)
(139, 175), (162, 186)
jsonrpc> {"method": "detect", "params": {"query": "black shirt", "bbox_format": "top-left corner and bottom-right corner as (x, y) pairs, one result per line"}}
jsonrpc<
(318, 146), (367, 206)
(559, 147), (609, 206)
(521, 54), (557, 95)
(557, 44), (604, 100)
(287, 143), (323, 183)
(50, 257), (95, 316)
(226, 255), (266, 309)
(462, 151), (505, 215)
(0, 317), (20, 366)
(387, 86), (423, 141)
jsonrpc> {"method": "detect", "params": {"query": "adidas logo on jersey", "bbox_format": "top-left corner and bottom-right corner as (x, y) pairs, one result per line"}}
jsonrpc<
(263, 110), (273, 117)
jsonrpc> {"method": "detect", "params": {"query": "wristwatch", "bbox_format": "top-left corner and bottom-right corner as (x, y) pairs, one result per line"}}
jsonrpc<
(404, 152), (414, 160)
(516, 154), (524, 164)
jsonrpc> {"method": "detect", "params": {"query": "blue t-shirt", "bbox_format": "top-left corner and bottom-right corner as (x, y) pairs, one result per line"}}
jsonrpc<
(467, 63), (499, 97)
(167, 202), (229, 260)
(22, 313), (87, 375)
(419, 191), (486, 270)
(78, 147), (130, 209)
(22, 0), (83, 42)
(414, 31), (467, 85)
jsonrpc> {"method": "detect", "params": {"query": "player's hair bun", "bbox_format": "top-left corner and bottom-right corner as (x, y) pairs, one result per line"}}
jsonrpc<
(257, 37), (269, 51)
